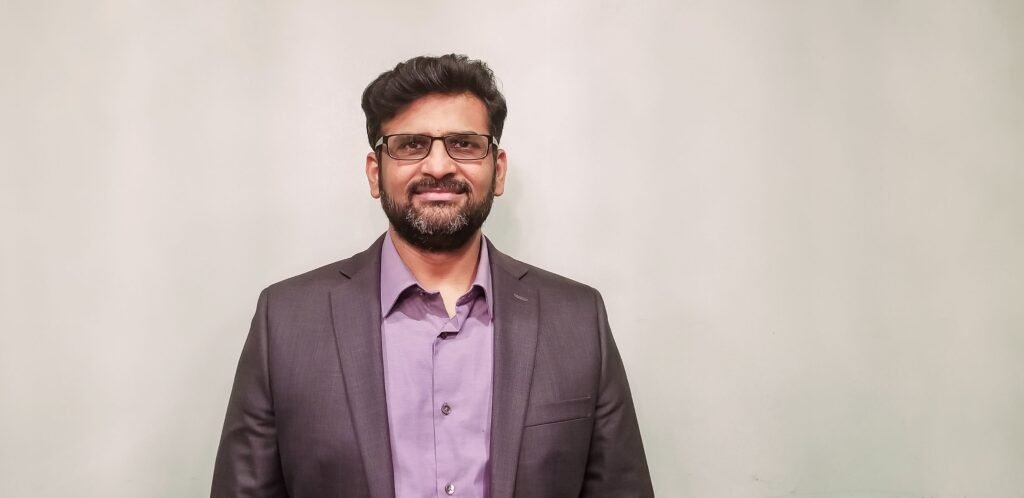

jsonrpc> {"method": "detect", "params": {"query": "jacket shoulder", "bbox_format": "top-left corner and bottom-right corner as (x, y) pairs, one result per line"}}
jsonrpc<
(263, 259), (349, 296)
(492, 247), (601, 302)
(525, 262), (598, 296)
(261, 234), (384, 299)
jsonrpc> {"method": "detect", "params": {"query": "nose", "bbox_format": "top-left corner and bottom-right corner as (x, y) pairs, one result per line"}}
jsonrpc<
(420, 137), (457, 178)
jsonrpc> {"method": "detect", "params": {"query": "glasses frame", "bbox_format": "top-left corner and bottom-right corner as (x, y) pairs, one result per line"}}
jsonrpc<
(374, 133), (497, 161)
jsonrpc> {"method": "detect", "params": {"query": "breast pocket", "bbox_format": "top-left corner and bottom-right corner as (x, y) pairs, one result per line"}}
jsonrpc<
(523, 396), (593, 427)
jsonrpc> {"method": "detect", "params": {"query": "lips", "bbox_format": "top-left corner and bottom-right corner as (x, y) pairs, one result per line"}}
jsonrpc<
(415, 187), (462, 194)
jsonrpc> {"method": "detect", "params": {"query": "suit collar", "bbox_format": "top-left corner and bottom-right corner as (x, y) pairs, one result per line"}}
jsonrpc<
(336, 233), (386, 280)
(486, 237), (531, 279)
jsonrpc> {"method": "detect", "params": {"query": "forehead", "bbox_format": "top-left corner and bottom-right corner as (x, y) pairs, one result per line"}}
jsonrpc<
(382, 92), (489, 136)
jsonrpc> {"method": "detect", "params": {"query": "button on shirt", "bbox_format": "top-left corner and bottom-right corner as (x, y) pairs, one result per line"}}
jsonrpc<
(380, 233), (494, 498)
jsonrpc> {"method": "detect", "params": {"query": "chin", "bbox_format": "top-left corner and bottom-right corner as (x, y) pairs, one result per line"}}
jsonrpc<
(413, 203), (466, 218)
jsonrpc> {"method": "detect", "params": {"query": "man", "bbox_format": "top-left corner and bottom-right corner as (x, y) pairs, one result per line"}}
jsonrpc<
(212, 54), (653, 498)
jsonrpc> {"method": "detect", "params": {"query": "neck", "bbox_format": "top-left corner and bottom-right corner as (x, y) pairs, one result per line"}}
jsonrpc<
(388, 226), (482, 294)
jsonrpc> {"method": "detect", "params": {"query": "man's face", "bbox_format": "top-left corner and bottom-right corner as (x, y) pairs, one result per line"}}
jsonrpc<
(366, 92), (507, 252)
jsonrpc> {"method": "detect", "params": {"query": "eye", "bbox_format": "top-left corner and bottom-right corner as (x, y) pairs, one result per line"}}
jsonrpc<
(447, 135), (485, 151)
(391, 135), (428, 151)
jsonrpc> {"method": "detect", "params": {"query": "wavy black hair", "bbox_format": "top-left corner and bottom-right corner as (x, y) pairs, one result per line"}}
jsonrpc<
(361, 54), (508, 148)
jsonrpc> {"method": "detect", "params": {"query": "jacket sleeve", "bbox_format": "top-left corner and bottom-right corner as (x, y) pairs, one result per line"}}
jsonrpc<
(211, 289), (288, 497)
(580, 290), (655, 497)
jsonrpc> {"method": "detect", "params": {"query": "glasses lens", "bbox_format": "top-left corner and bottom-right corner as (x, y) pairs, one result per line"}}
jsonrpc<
(386, 134), (432, 159)
(444, 134), (490, 160)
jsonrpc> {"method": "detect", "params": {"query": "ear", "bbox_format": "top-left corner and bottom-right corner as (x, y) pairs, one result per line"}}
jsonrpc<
(366, 151), (381, 199)
(493, 148), (507, 197)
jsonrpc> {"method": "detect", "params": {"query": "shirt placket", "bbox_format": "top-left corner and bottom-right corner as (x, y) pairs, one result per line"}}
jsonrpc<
(432, 296), (472, 497)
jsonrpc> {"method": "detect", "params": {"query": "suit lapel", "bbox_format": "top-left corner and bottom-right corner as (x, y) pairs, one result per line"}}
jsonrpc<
(487, 241), (539, 498)
(329, 235), (396, 498)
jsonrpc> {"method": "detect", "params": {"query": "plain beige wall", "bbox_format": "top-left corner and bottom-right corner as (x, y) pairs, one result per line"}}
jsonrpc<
(2, 1), (1022, 496)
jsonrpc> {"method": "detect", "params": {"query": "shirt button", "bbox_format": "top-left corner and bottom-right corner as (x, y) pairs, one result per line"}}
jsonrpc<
(444, 483), (455, 495)
(441, 402), (452, 415)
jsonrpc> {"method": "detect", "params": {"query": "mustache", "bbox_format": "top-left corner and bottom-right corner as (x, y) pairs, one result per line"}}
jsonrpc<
(407, 177), (471, 196)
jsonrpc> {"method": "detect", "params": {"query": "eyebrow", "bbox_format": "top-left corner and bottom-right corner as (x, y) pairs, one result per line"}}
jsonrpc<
(391, 130), (485, 136)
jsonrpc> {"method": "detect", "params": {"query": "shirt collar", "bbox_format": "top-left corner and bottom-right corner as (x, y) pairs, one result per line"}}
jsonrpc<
(379, 231), (493, 318)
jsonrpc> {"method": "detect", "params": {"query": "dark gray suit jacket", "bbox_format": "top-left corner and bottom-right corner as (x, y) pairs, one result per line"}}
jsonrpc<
(212, 235), (653, 497)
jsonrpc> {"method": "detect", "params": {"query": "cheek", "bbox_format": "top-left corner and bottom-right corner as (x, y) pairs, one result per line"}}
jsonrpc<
(472, 170), (497, 192)
(380, 168), (411, 194)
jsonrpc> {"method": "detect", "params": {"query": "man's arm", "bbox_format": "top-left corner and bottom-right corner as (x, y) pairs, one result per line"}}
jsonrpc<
(211, 289), (288, 497)
(580, 290), (655, 497)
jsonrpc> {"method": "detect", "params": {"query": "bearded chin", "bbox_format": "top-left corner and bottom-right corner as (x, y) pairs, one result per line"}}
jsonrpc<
(380, 180), (495, 253)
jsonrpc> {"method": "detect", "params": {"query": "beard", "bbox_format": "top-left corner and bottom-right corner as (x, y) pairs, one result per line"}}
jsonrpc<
(379, 170), (496, 253)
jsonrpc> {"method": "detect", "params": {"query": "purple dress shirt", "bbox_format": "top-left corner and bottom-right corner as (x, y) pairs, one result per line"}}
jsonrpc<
(380, 232), (494, 498)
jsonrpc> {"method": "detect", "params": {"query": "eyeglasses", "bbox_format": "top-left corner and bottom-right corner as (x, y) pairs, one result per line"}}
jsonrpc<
(374, 133), (496, 161)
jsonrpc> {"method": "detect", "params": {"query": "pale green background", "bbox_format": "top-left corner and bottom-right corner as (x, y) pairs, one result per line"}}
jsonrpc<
(2, 1), (1022, 497)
